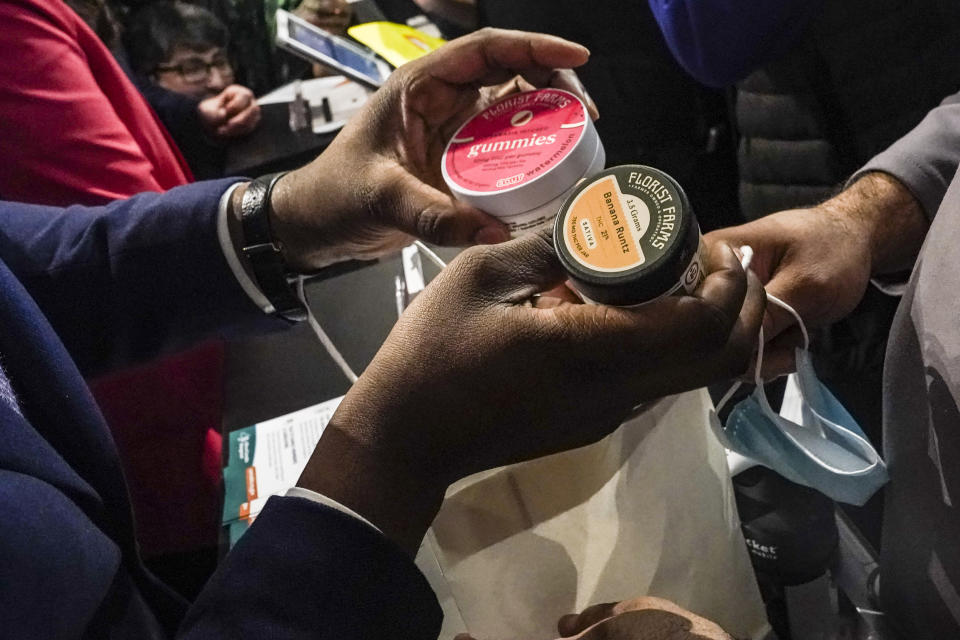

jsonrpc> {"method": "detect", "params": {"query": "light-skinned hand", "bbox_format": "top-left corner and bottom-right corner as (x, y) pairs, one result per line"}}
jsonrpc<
(706, 172), (928, 377)
(197, 84), (261, 138)
(293, 0), (352, 35)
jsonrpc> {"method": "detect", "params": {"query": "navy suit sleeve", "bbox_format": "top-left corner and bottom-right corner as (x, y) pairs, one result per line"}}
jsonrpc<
(180, 496), (444, 639)
(647, 0), (824, 86)
(0, 180), (283, 377)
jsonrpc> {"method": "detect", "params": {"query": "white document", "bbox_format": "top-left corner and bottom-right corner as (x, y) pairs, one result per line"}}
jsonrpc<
(222, 396), (343, 543)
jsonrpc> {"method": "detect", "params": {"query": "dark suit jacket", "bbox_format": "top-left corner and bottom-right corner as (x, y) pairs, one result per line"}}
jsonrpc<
(0, 180), (442, 638)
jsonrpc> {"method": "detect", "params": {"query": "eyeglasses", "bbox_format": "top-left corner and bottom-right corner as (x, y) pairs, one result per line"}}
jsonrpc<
(155, 54), (233, 84)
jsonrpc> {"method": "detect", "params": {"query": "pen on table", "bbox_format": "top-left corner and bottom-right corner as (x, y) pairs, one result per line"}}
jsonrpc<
(395, 275), (407, 319)
(321, 96), (332, 123)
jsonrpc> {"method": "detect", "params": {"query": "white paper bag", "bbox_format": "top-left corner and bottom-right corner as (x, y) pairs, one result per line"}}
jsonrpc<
(416, 389), (769, 640)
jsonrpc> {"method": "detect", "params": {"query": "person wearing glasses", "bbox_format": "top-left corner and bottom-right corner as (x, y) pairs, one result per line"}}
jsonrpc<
(123, 1), (262, 179)
(151, 44), (237, 100)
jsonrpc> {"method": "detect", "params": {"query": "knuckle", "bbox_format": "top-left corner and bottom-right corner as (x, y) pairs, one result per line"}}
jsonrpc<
(794, 263), (831, 293)
(448, 245), (491, 284)
(448, 244), (518, 297)
(807, 271), (835, 297)
(415, 206), (445, 242)
(396, 65), (423, 93)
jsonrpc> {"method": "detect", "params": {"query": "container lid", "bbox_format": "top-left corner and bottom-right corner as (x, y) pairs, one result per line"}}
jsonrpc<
(442, 89), (598, 217)
(553, 165), (701, 306)
(492, 131), (606, 225)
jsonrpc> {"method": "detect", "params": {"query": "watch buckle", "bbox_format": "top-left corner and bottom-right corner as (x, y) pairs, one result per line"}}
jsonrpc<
(243, 242), (282, 257)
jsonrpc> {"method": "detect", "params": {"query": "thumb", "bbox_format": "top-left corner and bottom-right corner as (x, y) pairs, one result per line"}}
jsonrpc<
(395, 179), (511, 246)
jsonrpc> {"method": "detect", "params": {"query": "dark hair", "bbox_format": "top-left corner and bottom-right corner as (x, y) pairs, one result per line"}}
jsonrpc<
(123, 2), (229, 75)
(64, 0), (121, 49)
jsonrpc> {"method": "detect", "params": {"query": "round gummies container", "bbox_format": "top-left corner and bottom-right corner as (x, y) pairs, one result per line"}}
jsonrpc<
(442, 88), (605, 236)
(553, 165), (704, 307)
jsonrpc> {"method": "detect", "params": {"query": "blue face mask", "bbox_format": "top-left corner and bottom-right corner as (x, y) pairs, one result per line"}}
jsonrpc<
(711, 250), (888, 506)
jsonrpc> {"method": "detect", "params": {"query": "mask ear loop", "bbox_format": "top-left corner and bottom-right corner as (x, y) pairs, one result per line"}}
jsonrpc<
(715, 247), (755, 413)
(298, 275), (360, 384)
(766, 294), (809, 351)
(297, 243), (447, 387)
(714, 246), (811, 413)
(749, 288), (812, 415)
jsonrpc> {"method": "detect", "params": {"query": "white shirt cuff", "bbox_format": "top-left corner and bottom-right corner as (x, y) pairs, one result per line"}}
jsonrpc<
(217, 182), (276, 313)
(285, 486), (383, 535)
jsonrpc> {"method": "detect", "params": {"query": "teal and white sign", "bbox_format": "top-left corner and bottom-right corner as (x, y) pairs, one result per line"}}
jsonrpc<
(222, 396), (343, 546)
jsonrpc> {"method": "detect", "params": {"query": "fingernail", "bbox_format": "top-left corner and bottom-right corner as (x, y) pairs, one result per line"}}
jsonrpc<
(474, 226), (510, 245)
(556, 613), (579, 636)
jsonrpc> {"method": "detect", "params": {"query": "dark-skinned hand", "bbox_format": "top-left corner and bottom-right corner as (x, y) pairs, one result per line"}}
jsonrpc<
(553, 597), (732, 640)
(244, 28), (599, 270)
(298, 231), (765, 554)
(452, 596), (732, 640)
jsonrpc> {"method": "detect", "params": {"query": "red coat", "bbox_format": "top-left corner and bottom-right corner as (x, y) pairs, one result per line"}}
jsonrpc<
(0, 0), (193, 205)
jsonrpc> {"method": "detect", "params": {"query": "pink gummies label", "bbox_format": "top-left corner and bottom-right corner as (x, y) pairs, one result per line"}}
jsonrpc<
(443, 89), (587, 194)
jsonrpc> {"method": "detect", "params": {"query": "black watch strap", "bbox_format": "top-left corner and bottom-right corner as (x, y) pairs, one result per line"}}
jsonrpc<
(240, 172), (307, 322)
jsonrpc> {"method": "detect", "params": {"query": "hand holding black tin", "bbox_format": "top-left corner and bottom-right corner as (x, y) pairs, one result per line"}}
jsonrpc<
(299, 222), (763, 553)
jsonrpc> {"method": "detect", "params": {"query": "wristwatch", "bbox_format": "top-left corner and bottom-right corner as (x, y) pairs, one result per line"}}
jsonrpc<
(239, 172), (308, 322)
